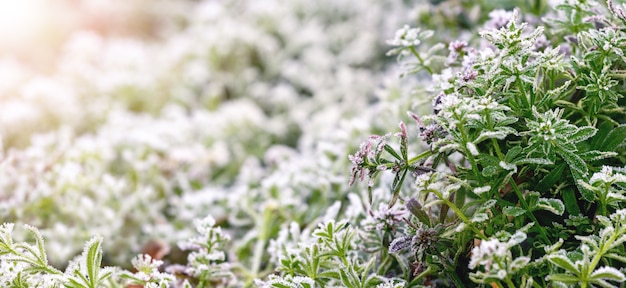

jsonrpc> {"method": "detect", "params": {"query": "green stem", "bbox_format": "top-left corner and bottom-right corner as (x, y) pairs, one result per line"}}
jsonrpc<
(248, 207), (274, 286)
(42, 265), (63, 276)
(251, 235), (266, 276)
(586, 228), (622, 284)
(599, 185), (609, 216)
(408, 266), (433, 286)
(485, 109), (505, 160)
(431, 188), (487, 240)
(457, 121), (484, 186)
(505, 277), (516, 288)
(409, 46), (434, 75)
(484, 110), (507, 200)
(516, 77), (531, 111)
(380, 150), (432, 170)
(377, 252), (392, 276)
(508, 178), (551, 244)
(491, 138), (505, 160)
(408, 150), (433, 165)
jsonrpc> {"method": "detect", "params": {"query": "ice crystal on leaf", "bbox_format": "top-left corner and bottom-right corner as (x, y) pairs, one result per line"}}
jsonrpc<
(121, 254), (175, 287)
(386, 25), (427, 48)
(469, 231), (531, 283)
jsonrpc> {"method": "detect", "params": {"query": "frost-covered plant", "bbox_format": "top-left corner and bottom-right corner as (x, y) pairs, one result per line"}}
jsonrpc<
(172, 215), (235, 287)
(1, 0), (418, 269)
(468, 229), (532, 286)
(546, 208), (626, 287)
(0, 223), (117, 288)
(0, 216), (239, 288)
(11, 0), (626, 287)
(257, 219), (405, 288)
(346, 0), (626, 286)
(121, 254), (175, 288)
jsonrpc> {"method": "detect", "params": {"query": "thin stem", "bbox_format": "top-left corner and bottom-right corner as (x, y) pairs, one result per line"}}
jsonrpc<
(484, 110), (507, 201)
(380, 150), (431, 170)
(516, 75), (530, 109)
(586, 228), (623, 284)
(377, 249), (393, 276)
(409, 46), (434, 75)
(249, 207), (274, 285)
(598, 184), (610, 216)
(457, 120), (484, 186)
(408, 266), (433, 286)
(408, 150), (433, 165)
(505, 277), (516, 288)
(508, 178), (551, 244)
(485, 109), (505, 160)
(430, 188), (487, 240)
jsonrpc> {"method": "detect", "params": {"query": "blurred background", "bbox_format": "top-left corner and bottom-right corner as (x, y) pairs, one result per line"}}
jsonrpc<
(0, 0), (541, 271)
(0, 0), (175, 69)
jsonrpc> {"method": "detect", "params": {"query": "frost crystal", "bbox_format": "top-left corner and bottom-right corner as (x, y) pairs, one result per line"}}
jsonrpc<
(387, 25), (423, 47)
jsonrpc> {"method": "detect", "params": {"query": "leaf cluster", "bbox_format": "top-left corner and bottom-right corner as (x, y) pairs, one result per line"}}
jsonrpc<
(347, 0), (626, 286)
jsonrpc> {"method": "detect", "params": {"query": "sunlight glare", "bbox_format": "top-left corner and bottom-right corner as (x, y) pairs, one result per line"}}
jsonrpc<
(0, 0), (47, 50)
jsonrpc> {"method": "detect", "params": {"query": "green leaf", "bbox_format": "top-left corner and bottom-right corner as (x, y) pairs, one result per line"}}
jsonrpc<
(536, 163), (567, 192)
(339, 267), (356, 288)
(576, 180), (601, 193)
(474, 128), (516, 144)
(579, 150), (618, 161)
(23, 225), (48, 268)
(589, 121), (613, 149)
(536, 198), (565, 215)
(561, 188), (581, 215)
(389, 167), (409, 208)
(600, 125), (626, 151)
(590, 267), (626, 281)
(572, 168), (596, 201)
(85, 236), (104, 288)
(554, 100), (579, 110)
(505, 146), (523, 163)
(609, 235), (626, 250)
(498, 116), (519, 127)
(543, 80), (572, 103)
(384, 144), (402, 161)
(503, 206), (526, 217)
(407, 199), (431, 227)
(270, 283), (294, 288)
(478, 153), (500, 166)
(547, 273), (580, 284)
(514, 158), (553, 165)
(471, 212), (489, 223)
(317, 270), (340, 279)
(557, 146), (587, 175)
(547, 254), (579, 274)
(526, 191), (541, 207)
(604, 252), (626, 263)
(570, 126), (597, 143)
(481, 165), (499, 177)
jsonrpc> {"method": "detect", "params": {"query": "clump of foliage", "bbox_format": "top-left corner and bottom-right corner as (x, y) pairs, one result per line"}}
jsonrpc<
(0, 215), (233, 287)
(5, 0), (626, 287)
(340, 0), (626, 286)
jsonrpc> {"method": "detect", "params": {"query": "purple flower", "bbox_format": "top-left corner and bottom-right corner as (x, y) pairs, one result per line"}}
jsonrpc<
(448, 40), (469, 63)
(363, 203), (407, 231)
(484, 9), (515, 31)
(609, 0), (626, 22)
(348, 139), (372, 186)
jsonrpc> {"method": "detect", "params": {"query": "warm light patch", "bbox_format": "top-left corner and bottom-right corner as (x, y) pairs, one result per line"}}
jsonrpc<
(0, 0), (47, 49)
